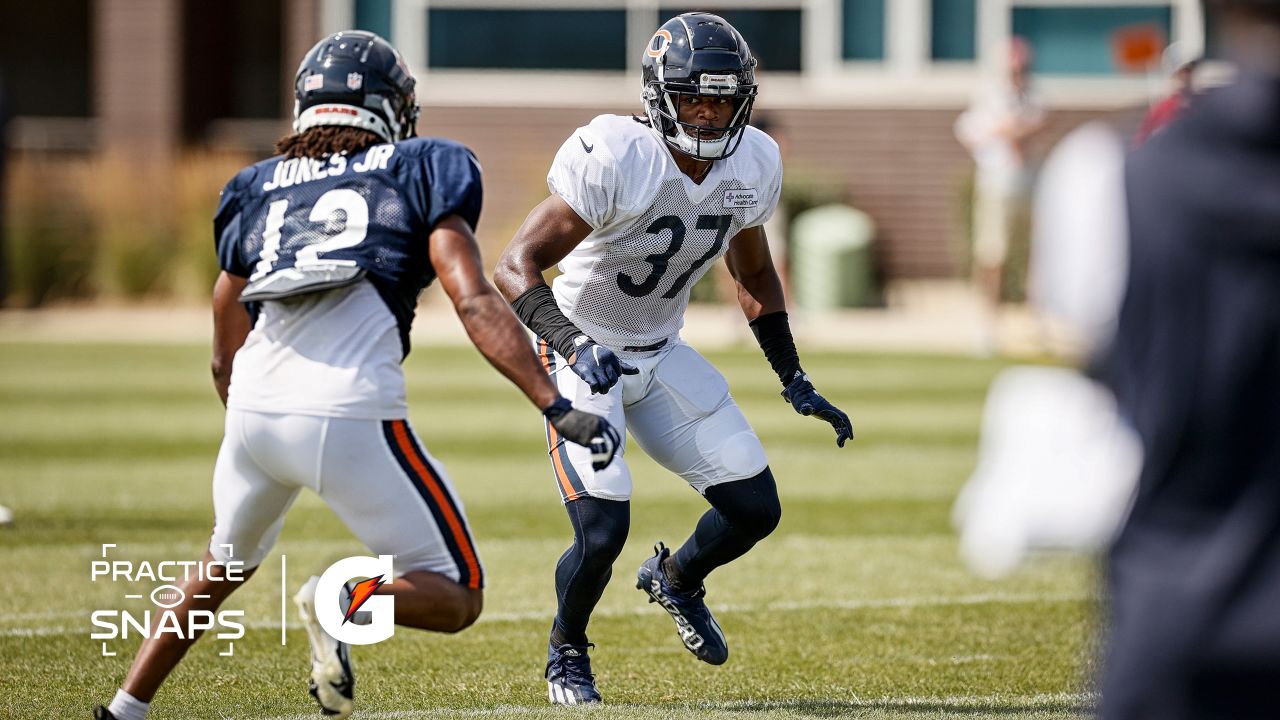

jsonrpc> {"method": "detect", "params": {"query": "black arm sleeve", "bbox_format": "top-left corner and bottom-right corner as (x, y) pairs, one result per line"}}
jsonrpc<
(749, 311), (803, 386)
(511, 283), (589, 360)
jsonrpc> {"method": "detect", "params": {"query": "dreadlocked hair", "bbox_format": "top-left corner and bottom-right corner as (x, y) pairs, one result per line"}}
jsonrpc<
(275, 125), (385, 159)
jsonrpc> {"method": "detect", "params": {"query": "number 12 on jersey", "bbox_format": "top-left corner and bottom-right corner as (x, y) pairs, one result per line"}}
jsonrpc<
(618, 214), (732, 299)
(240, 188), (370, 302)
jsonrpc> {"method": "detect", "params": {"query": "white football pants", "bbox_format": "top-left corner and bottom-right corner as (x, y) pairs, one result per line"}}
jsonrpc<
(538, 339), (768, 502)
(207, 409), (484, 587)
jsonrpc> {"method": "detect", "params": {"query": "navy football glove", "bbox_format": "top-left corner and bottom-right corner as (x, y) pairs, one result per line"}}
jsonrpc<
(568, 339), (639, 394)
(782, 372), (854, 448)
(543, 398), (622, 470)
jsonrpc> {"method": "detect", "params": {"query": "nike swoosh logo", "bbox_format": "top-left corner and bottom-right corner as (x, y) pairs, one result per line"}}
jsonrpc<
(579, 136), (594, 153)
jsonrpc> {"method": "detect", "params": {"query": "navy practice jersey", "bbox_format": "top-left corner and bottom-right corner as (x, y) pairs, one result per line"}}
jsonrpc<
(213, 137), (482, 355)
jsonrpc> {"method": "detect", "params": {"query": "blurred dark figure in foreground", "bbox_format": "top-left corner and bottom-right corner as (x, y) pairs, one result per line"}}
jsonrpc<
(1095, 1), (1280, 717)
(1135, 47), (1201, 145)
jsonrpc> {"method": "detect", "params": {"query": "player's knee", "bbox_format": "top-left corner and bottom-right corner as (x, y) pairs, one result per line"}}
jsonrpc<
(571, 496), (630, 569)
(709, 468), (781, 541)
(758, 496), (783, 538)
(737, 496), (781, 541)
(443, 589), (483, 634)
(580, 523), (627, 565)
(208, 537), (271, 571)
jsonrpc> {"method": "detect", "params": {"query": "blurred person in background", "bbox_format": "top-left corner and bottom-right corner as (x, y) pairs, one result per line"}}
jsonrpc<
(1094, 0), (1280, 716)
(1135, 45), (1201, 145)
(953, 119), (1138, 582)
(955, 37), (1047, 353)
(93, 30), (619, 720)
(495, 12), (852, 705)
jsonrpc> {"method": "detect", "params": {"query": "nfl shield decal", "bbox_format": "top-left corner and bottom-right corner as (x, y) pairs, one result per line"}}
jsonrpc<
(347, 72), (364, 91)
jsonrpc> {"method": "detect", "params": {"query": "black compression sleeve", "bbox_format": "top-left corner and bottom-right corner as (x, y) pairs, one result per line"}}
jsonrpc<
(749, 311), (803, 386)
(511, 283), (589, 360)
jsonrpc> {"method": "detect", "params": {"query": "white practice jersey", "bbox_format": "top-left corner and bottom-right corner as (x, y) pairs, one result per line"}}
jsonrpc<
(227, 279), (408, 419)
(548, 114), (783, 348)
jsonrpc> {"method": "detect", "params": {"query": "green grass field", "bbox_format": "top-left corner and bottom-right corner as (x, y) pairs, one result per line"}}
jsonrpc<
(0, 341), (1097, 718)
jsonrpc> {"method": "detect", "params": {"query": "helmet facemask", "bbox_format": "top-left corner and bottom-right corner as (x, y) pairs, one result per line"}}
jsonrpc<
(640, 14), (760, 161)
(645, 72), (756, 160)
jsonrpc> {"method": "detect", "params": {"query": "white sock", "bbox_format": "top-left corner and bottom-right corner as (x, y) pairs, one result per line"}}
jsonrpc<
(107, 689), (149, 720)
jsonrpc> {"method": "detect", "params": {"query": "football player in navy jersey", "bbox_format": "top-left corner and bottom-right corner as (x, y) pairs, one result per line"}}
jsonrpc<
(495, 13), (852, 705)
(95, 31), (619, 720)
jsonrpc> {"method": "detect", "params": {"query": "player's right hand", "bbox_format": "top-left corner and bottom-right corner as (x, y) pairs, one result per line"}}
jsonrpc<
(782, 372), (854, 448)
(543, 398), (622, 470)
(568, 340), (639, 394)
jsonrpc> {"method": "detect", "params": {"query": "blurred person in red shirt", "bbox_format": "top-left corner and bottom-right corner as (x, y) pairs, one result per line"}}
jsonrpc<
(1135, 46), (1201, 145)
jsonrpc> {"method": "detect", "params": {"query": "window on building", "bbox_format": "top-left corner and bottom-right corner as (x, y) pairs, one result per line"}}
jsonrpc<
(931, 0), (976, 61)
(664, 8), (803, 72)
(183, 0), (283, 141)
(427, 9), (627, 70)
(354, 0), (393, 41)
(1011, 6), (1173, 75)
(842, 0), (886, 61)
(0, 0), (91, 117)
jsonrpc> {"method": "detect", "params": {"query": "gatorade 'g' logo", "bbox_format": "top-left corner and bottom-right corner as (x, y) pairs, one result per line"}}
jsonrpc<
(316, 555), (395, 645)
(647, 29), (672, 59)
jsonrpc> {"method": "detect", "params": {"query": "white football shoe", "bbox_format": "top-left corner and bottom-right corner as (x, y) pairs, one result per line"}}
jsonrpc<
(295, 575), (355, 719)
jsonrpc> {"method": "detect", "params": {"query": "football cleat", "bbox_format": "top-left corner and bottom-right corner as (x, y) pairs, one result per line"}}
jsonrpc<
(295, 576), (355, 719)
(636, 542), (729, 665)
(92, 707), (118, 720)
(545, 640), (602, 705)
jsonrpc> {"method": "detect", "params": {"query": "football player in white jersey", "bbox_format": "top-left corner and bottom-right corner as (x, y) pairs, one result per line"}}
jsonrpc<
(495, 13), (853, 705)
(94, 32), (619, 720)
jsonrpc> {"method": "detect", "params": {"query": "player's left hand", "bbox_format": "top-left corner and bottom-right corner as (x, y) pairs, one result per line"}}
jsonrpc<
(568, 341), (639, 394)
(782, 372), (853, 447)
(543, 398), (622, 470)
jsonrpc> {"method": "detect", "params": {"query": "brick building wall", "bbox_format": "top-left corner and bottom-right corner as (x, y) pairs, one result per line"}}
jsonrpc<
(79, 0), (1140, 282)
(417, 105), (1128, 279)
(94, 0), (182, 162)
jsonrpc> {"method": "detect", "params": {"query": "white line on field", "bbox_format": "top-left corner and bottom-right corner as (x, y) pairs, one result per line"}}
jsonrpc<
(466, 590), (1094, 624)
(257, 692), (1096, 719)
(0, 591), (1090, 638)
(280, 554), (286, 647)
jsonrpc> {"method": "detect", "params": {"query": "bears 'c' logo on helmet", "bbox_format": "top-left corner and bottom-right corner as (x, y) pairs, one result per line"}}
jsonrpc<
(646, 29), (672, 59)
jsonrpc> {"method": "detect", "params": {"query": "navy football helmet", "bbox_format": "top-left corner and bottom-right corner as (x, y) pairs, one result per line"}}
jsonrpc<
(641, 13), (758, 160)
(293, 30), (419, 143)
